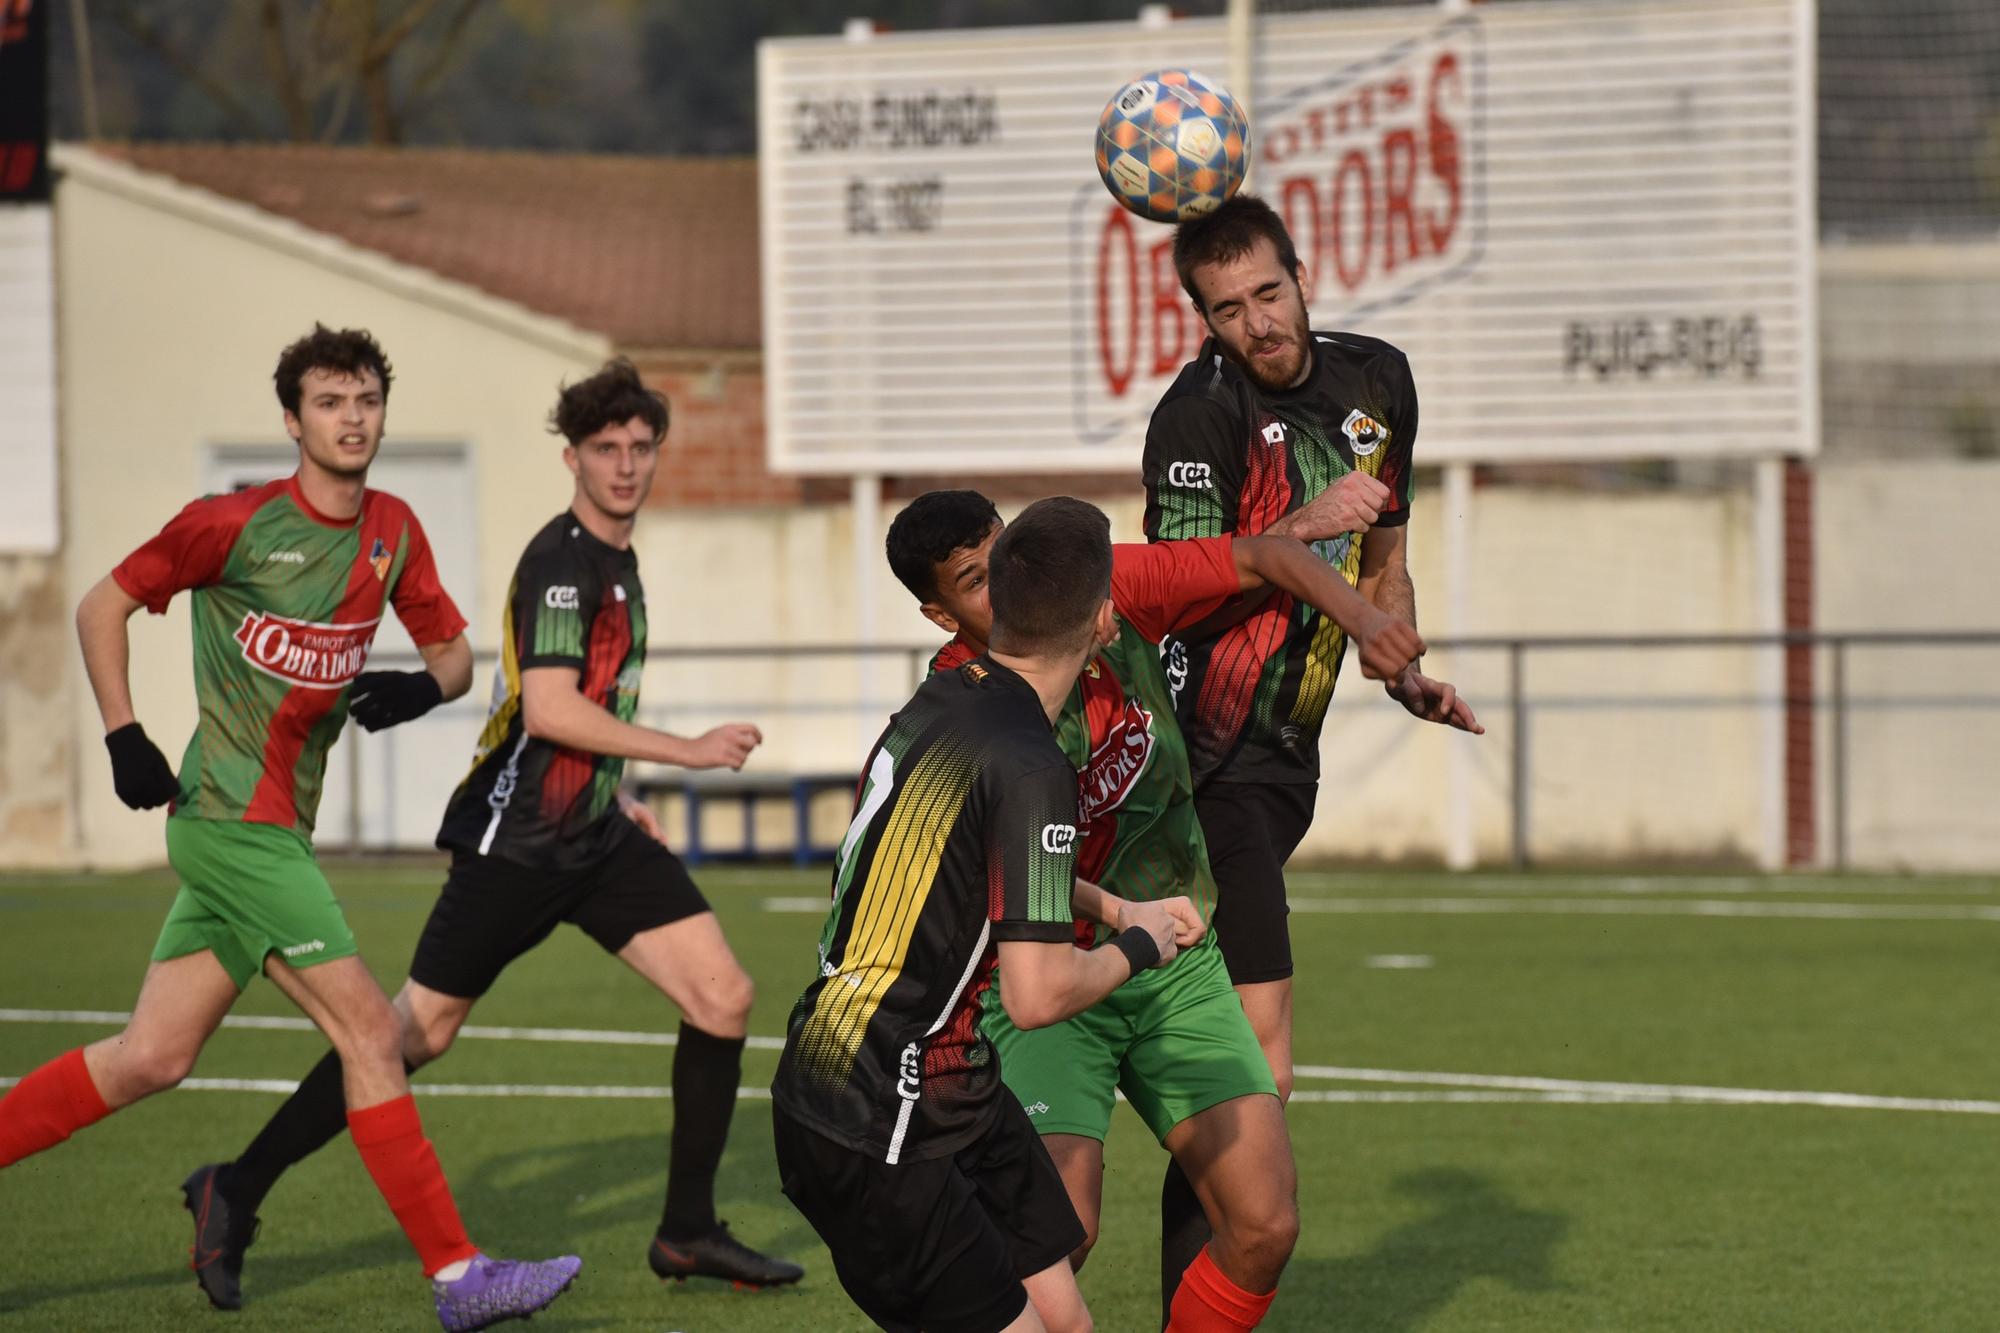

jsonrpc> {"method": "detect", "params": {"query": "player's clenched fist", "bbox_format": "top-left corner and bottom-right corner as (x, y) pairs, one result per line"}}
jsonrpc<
(689, 722), (764, 771)
(1115, 898), (1191, 968)
(1354, 615), (1425, 683)
(104, 721), (180, 809)
(1284, 470), (1393, 540)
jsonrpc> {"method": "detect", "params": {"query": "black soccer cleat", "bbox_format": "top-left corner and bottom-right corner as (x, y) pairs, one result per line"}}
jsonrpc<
(647, 1223), (804, 1290)
(182, 1163), (260, 1311)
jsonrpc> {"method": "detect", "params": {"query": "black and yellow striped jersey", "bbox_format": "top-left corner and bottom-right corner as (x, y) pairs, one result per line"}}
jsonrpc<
(771, 655), (1079, 1164)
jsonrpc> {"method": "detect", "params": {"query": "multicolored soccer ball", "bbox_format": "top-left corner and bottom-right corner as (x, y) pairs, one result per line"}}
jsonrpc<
(1095, 69), (1251, 224)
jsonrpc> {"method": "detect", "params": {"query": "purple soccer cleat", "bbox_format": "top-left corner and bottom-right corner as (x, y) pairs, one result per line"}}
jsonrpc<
(432, 1252), (582, 1332)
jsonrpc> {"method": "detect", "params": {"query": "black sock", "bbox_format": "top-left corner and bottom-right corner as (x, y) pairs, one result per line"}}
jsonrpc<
(217, 1049), (357, 1212)
(657, 1023), (745, 1241)
(1160, 1155), (1213, 1329)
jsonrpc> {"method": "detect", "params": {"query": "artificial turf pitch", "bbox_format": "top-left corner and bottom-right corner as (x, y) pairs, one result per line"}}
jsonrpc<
(1, 863), (1995, 1330)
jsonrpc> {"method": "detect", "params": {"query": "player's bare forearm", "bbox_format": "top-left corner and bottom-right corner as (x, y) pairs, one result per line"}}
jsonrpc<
(995, 938), (1140, 1030)
(76, 575), (145, 731)
(1357, 525), (1417, 627)
(1070, 877), (1119, 929)
(1233, 535), (1392, 642)
(521, 667), (760, 769)
(418, 634), (473, 702)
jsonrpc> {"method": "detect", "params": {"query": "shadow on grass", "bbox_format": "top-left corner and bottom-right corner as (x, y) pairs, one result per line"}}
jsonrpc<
(1281, 1167), (1571, 1331)
(0, 1126), (818, 1324)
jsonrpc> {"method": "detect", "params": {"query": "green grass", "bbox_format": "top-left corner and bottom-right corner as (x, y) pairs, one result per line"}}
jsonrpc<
(3, 863), (1998, 1330)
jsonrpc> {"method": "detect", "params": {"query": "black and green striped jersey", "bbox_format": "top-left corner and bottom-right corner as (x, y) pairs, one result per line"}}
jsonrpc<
(1143, 331), (1418, 786)
(772, 655), (1079, 1164)
(436, 512), (646, 868)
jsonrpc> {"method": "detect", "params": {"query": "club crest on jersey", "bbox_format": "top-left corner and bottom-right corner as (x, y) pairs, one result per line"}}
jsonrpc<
(233, 612), (381, 690)
(366, 537), (391, 581)
(1342, 409), (1388, 457)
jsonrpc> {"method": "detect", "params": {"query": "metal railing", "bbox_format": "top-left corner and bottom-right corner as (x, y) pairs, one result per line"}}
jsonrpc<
(343, 631), (2000, 870)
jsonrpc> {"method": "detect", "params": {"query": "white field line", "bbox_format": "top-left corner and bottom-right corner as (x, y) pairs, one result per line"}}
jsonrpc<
(0, 1075), (1989, 1114)
(1287, 897), (2000, 922)
(1290, 1065), (2000, 1114)
(0, 1008), (788, 1051)
(1286, 873), (2000, 898)
(3, 1007), (1994, 1115)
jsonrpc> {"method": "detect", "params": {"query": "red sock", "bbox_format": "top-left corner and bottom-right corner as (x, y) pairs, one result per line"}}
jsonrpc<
(0, 1048), (112, 1167)
(1166, 1244), (1277, 1332)
(347, 1094), (479, 1275)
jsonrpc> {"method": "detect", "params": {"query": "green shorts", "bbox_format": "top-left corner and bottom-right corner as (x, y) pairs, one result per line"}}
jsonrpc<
(982, 934), (1277, 1144)
(153, 817), (359, 990)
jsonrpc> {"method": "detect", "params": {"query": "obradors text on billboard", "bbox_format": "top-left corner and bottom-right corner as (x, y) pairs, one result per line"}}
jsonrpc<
(1074, 15), (1483, 444)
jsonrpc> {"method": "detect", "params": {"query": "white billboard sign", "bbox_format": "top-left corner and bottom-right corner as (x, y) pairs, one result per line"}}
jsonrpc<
(759, 0), (1815, 472)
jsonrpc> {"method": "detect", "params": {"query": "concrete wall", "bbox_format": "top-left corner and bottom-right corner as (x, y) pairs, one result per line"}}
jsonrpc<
(54, 150), (609, 868)
(0, 555), (75, 867)
(1814, 459), (2000, 871)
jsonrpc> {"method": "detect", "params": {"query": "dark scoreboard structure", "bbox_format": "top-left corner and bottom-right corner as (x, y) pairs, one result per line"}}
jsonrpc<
(0, 0), (50, 202)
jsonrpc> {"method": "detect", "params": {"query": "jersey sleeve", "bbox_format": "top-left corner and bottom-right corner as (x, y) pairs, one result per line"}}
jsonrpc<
(513, 546), (601, 671)
(1143, 395), (1245, 541)
(1109, 537), (1243, 643)
(110, 494), (250, 614)
(388, 512), (468, 647)
(1371, 349), (1419, 528)
(985, 757), (1081, 943)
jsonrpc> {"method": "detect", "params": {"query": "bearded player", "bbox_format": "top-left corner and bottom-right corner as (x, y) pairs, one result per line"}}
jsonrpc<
(0, 325), (579, 1330)
(889, 490), (1427, 1331)
(177, 359), (804, 1310)
(1144, 194), (1485, 1307)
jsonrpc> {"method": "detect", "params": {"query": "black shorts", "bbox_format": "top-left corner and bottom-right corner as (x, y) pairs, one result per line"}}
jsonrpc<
(410, 819), (711, 999)
(771, 1100), (1085, 1333)
(1196, 780), (1318, 985)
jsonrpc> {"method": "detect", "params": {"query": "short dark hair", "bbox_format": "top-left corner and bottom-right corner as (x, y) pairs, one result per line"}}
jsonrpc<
(274, 324), (393, 414)
(987, 497), (1112, 657)
(1172, 193), (1303, 310)
(549, 358), (670, 445)
(886, 490), (1003, 602)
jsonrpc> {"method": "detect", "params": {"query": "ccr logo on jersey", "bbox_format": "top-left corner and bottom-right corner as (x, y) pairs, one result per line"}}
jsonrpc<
(544, 585), (580, 611)
(1166, 461), (1213, 490)
(1040, 823), (1078, 855)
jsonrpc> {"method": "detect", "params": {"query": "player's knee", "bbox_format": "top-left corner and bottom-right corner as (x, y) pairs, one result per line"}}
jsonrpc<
(1243, 1197), (1301, 1270)
(127, 1040), (199, 1094)
(402, 1013), (457, 1068)
(335, 1004), (406, 1074)
(687, 963), (754, 1033)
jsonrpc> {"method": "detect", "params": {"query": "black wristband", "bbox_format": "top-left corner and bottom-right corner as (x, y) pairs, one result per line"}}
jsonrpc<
(1109, 926), (1161, 978)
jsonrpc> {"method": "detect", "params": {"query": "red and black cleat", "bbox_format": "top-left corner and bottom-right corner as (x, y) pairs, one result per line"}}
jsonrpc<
(647, 1224), (803, 1289)
(182, 1163), (261, 1311)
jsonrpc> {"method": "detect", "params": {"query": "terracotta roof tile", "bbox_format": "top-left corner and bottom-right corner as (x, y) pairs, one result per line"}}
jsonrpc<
(97, 143), (760, 351)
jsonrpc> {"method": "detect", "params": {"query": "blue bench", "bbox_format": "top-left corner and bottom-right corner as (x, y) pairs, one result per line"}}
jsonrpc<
(635, 771), (856, 867)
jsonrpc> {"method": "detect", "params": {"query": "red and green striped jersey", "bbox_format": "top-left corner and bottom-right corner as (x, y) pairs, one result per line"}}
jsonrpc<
(436, 513), (647, 868)
(111, 474), (465, 836)
(1143, 331), (1418, 786)
(931, 537), (1242, 942)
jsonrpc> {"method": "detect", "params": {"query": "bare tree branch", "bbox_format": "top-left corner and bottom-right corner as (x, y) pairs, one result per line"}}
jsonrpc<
(257, 0), (312, 140)
(405, 0), (491, 104)
(104, 0), (266, 137)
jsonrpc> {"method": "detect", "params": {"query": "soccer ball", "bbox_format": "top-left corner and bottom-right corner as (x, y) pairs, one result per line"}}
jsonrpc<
(1095, 69), (1251, 225)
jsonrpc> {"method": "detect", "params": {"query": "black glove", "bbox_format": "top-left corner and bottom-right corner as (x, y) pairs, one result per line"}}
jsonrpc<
(347, 670), (444, 732)
(105, 722), (180, 810)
